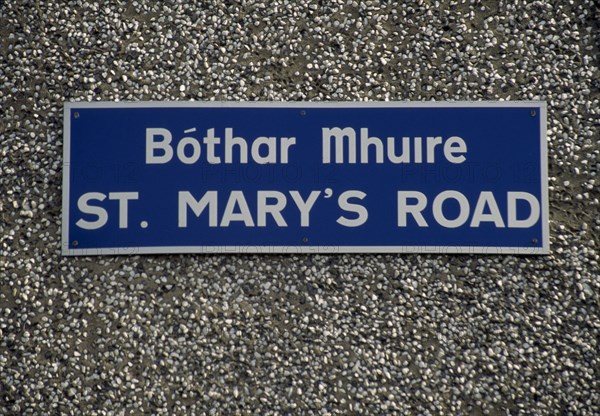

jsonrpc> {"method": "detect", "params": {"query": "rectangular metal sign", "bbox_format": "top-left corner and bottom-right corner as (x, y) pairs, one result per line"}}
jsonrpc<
(62, 101), (548, 255)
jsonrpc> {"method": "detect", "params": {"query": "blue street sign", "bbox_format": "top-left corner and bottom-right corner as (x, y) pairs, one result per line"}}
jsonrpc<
(62, 102), (549, 255)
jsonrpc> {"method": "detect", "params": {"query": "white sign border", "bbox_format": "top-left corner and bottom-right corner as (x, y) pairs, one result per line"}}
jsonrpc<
(62, 101), (549, 256)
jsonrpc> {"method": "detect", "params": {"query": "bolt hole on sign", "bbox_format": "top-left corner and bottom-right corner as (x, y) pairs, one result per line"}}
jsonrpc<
(62, 101), (549, 256)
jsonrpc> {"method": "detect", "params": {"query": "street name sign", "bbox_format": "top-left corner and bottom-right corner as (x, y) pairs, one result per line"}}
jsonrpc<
(62, 101), (549, 255)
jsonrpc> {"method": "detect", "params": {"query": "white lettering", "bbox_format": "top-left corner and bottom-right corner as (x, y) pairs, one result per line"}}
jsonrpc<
(76, 192), (108, 230)
(225, 128), (248, 164)
(177, 136), (201, 164)
(323, 128), (467, 164)
(203, 128), (221, 164)
(178, 191), (218, 227)
(322, 127), (357, 164)
(337, 190), (368, 227)
(280, 137), (296, 163)
(387, 136), (410, 163)
(444, 136), (467, 164)
(508, 192), (540, 228)
(252, 137), (277, 164)
(432, 190), (470, 228)
(397, 191), (428, 227)
(414, 136), (422, 163)
(470, 191), (505, 227)
(360, 128), (384, 163)
(257, 191), (287, 226)
(108, 192), (138, 229)
(289, 191), (320, 227)
(221, 191), (254, 226)
(426, 136), (443, 163)
(146, 128), (173, 164)
(396, 190), (541, 229)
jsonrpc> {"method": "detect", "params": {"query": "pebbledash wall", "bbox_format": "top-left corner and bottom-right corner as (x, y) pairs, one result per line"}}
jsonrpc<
(1, 1), (598, 415)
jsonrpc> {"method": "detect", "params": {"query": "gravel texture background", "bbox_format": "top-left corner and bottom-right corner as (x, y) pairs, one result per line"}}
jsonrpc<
(1, 0), (599, 414)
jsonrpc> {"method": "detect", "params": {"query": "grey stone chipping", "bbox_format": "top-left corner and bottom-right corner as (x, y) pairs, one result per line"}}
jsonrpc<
(1, 0), (598, 414)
